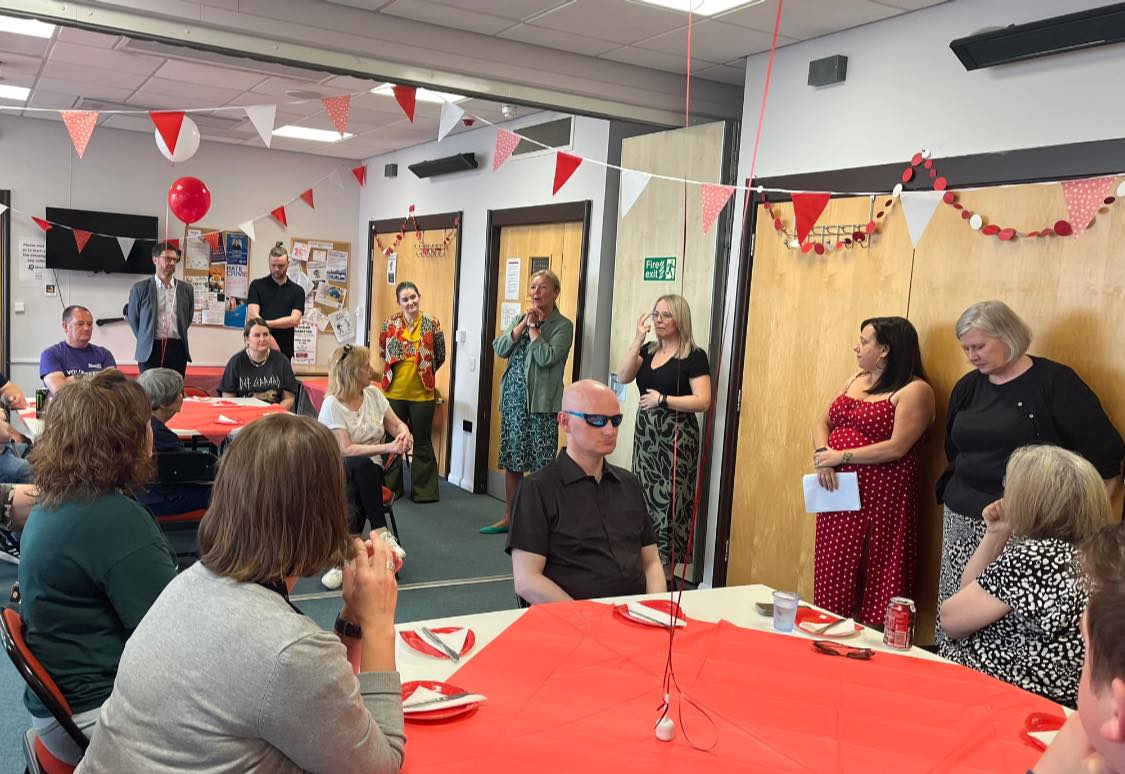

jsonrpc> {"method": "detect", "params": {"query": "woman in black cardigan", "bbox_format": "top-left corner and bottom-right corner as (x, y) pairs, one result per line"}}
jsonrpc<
(936, 300), (1123, 655)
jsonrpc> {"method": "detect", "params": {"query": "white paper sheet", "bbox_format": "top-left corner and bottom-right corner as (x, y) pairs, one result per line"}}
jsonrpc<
(802, 472), (861, 513)
(504, 258), (520, 300)
(500, 302), (521, 330)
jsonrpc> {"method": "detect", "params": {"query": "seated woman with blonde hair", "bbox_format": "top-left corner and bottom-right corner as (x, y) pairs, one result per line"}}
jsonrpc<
(76, 414), (406, 773)
(941, 444), (1112, 707)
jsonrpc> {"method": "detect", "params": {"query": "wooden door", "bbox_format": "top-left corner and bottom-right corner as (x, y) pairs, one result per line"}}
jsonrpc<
(368, 221), (458, 476)
(728, 195), (915, 603)
(486, 221), (584, 498)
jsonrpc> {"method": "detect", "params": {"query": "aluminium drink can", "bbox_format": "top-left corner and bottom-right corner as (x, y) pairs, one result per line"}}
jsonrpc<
(883, 597), (916, 650)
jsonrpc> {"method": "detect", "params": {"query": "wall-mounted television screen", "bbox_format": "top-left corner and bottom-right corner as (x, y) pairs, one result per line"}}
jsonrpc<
(44, 207), (159, 275)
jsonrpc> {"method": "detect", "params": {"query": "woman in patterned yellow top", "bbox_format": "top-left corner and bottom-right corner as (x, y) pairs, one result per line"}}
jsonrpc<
(378, 281), (446, 503)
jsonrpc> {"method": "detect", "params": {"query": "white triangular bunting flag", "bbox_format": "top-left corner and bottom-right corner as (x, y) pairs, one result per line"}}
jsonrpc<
(116, 237), (137, 262)
(900, 190), (945, 247)
(0, 204), (8, 217)
(239, 220), (256, 243)
(438, 101), (465, 142)
(619, 169), (652, 218)
(244, 105), (276, 148)
(328, 168), (346, 191)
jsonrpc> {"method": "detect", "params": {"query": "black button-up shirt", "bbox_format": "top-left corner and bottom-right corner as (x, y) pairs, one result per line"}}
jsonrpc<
(506, 449), (656, 600)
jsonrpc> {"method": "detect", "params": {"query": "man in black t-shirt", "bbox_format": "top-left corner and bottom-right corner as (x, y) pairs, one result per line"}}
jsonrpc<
(506, 380), (664, 603)
(246, 243), (306, 359)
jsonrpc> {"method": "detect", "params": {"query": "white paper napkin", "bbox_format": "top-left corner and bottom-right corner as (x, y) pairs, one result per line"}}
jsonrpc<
(431, 627), (470, 654)
(1027, 730), (1058, 748)
(798, 617), (856, 636)
(626, 602), (686, 628)
(403, 685), (487, 714)
(215, 414), (239, 425)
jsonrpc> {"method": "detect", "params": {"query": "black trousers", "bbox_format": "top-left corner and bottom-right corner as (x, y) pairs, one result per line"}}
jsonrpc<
(139, 338), (188, 376)
(343, 456), (388, 535)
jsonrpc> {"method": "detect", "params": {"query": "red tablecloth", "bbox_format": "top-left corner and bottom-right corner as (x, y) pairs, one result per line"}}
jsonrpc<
(301, 377), (329, 412)
(403, 601), (1054, 773)
(117, 364), (226, 397)
(167, 399), (287, 445)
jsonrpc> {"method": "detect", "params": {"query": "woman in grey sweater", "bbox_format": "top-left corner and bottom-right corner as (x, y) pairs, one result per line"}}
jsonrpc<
(76, 414), (406, 773)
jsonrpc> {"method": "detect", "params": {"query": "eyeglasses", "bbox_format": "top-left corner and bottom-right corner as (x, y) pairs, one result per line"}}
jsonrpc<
(564, 411), (624, 428)
(651, 312), (674, 321)
(812, 640), (874, 660)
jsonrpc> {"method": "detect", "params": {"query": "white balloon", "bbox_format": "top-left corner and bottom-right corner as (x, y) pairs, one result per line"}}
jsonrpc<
(155, 116), (200, 163)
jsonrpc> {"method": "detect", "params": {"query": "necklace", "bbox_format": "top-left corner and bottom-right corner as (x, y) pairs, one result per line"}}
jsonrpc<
(247, 349), (270, 367)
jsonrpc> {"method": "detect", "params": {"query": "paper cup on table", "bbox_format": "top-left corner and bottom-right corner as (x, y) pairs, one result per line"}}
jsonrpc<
(772, 590), (799, 632)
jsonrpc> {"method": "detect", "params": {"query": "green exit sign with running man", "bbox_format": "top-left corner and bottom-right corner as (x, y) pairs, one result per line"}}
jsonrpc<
(643, 256), (677, 281)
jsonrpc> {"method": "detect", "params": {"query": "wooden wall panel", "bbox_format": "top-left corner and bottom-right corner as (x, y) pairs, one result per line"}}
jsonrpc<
(728, 195), (916, 601)
(368, 226), (457, 475)
(608, 121), (727, 470)
(486, 222), (584, 496)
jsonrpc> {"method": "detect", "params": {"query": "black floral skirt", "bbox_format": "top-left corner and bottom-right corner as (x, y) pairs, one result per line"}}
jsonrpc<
(632, 408), (701, 566)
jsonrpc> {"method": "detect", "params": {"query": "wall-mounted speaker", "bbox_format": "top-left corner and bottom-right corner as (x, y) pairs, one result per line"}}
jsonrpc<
(408, 153), (479, 179)
(808, 55), (848, 87)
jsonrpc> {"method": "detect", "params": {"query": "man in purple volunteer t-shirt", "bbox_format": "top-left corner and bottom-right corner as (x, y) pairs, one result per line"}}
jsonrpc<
(39, 305), (117, 394)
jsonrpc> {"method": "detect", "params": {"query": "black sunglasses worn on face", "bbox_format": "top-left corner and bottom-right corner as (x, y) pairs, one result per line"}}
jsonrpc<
(564, 411), (624, 428)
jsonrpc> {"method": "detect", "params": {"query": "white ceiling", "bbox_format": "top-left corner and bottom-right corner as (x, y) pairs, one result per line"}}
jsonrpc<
(0, 0), (944, 159)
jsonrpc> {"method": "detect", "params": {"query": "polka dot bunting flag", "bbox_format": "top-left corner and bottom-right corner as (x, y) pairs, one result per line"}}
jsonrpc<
(493, 129), (520, 171)
(701, 183), (735, 233)
(61, 110), (98, 158)
(321, 96), (351, 137)
(1061, 176), (1117, 237)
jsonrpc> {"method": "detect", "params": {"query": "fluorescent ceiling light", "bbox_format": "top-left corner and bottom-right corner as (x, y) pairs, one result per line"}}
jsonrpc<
(371, 84), (467, 104)
(0, 84), (30, 102)
(0, 14), (56, 38)
(629, 0), (764, 16)
(272, 125), (354, 142)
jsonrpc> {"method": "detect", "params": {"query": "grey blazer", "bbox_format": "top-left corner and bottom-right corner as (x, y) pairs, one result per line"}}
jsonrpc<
(128, 277), (195, 362)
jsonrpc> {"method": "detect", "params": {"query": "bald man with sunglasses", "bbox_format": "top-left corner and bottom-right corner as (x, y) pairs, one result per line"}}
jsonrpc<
(507, 379), (665, 604)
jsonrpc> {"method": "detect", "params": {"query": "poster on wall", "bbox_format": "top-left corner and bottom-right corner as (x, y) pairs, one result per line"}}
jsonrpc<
(292, 319), (317, 365)
(224, 233), (249, 299)
(185, 232), (210, 272)
(328, 308), (355, 343)
(19, 240), (46, 287)
(505, 258), (521, 300)
(500, 301), (521, 330)
(290, 241), (310, 262)
(315, 283), (346, 309)
(326, 250), (348, 282)
(386, 254), (397, 285)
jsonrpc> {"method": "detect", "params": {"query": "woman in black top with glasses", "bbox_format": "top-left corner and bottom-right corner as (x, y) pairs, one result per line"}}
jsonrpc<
(616, 294), (710, 581)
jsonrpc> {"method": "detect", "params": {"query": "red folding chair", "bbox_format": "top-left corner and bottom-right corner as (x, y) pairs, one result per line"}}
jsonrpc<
(0, 608), (87, 773)
(182, 386), (210, 398)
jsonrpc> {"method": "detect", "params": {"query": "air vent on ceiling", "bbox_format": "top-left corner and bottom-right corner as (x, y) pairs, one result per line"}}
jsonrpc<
(950, 3), (1125, 70)
(408, 153), (479, 179)
(512, 117), (572, 158)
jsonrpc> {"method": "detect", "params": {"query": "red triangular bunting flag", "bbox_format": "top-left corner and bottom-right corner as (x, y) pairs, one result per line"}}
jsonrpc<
(322, 96), (351, 137)
(351, 165), (367, 187)
(150, 111), (185, 156)
(300, 189), (315, 209)
(202, 231), (221, 251)
(1061, 176), (1116, 237)
(73, 229), (93, 253)
(552, 152), (583, 195)
(271, 206), (288, 228)
(792, 192), (832, 244)
(493, 129), (520, 171)
(166, 238), (180, 250)
(700, 183), (736, 233)
(392, 85), (416, 123)
(61, 110), (98, 158)
(32, 217), (51, 232)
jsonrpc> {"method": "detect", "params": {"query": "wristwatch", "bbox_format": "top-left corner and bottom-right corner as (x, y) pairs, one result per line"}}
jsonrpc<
(659, 394), (668, 408)
(334, 615), (362, 639)
(527, 321), (538, 329)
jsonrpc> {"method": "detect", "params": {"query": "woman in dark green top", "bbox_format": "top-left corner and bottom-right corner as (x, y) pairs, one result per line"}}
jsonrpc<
(483, 270), (574, 534)
(22, 369), (177, 765)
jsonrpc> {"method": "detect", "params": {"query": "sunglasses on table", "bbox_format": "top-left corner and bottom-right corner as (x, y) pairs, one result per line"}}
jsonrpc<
(812, 640), (874, 660)
(564, 410), (624, 428)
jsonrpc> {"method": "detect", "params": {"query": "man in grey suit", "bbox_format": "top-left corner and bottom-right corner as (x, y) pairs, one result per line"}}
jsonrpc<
(128, 242), (195, 375)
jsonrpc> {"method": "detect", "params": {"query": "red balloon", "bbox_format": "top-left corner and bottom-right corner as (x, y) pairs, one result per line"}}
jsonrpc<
(168, 176), (211, 225)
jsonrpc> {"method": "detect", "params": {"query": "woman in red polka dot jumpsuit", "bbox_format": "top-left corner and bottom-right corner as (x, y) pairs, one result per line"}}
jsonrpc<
(811, 317), (934, 627)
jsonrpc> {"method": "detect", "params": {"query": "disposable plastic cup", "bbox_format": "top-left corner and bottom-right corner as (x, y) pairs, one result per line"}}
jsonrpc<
(772, 590), (799, 632)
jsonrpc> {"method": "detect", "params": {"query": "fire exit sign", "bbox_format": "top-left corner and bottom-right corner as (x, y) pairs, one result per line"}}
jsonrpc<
(643, 256), (677, 281)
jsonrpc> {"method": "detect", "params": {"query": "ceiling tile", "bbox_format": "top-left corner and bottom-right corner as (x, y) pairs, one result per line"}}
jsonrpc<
(154, 59), (269, 90)
(498, 23), (620, 56)
(131, 78), (247, 105)
(695, 63), (745, 85)
(634, 18), (794, 60)
(55, 26), (120, 49)
(41, 61), (151, 90)
(417, 0), (568, 21)
(249, 76), (346, 98)
(0, 51), (42, 78)
(0, 32), (49, 57)
(870, 0), (947, 10)
(48, 42), (164, 76)
(716, 0), (900, 40)
(381, 0), (515, 34)
(600, 46), (718, 73)
(34, 77), (135, 103)
(101, 114), (160, 133)
(525, 0), (686, 44)
(26, 89), (79, 110)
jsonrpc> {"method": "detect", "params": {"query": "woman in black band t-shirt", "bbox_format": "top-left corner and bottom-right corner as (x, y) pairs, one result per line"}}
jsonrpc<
(615, 294), (711, 580)
(936, 300), (1123, 655)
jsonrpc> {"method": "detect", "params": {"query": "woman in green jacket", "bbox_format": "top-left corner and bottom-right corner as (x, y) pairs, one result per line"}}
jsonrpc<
(482, 270), (574, 534)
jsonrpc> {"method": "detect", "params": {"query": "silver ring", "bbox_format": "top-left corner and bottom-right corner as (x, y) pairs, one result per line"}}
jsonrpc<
(385, 560), (395, 571)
